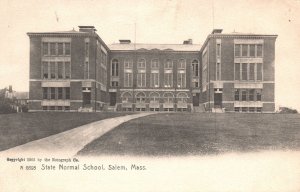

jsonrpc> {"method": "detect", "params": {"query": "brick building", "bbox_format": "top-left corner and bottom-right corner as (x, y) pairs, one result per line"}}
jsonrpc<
(27, 26), (277, 112)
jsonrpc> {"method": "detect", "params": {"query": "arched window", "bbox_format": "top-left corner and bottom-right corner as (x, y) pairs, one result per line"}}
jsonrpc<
(164, 59), (173, 69)
(121, 92), (132, 103)
(178, 59), (186, 69)
(177, 92), (188, 103)
(111, 59), (119, 76)
(149, 92), (160, 102)
(151, 59), (159, 69)
(138, 59), (146, 69)
(163, 92), (174, 103)
(136, 92), (146, 103)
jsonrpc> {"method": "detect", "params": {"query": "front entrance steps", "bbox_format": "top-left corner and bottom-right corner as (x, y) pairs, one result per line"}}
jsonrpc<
(107, 105), (116, 112)
(211, 107), (225, 113)
(193, 105), (206, 113)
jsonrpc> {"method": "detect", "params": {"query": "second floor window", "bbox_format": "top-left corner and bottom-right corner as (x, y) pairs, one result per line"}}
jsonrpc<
(192, 60), (199, 77)
(42, 61), (71, 79)
(111, 59), (119, 76)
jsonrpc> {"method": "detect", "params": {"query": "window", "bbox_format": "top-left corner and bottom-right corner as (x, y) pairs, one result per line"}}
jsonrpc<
(65, 62), (70, 79)
(177, 73), (186, 88)
(50, 87), (56, 99)
(50, 43), (56, 55)
(43, 43), (48, 55)
(164, 73), (173, 87)
(65, 43), (70, 55)
(163, 92), (174, 103)
(57, 87), (63, 99)
(192, 60), (199, 77)
(111, 59), (119, 76)
(249, 107), (255, 112)
(177, 92), (188, 103)
(43, 87), (48, 99)
(193, 82), (199, 88)
(151, 59), (159, 69)
(249, 89), (255, 101)
(256, 90), (262, 101)
(257, 45), (263, 57)
(235, 89), (240, 101)
(84, 62), (89, 79)
(43, 62), (48, 79)
(216, 44), (221, 57)
(178, 59), (186, 69)
(124, 59), (133, 68)
(50, 62), (56, 79)
(57, 62), (63, 79)
(257, 63), (262, 81)
(42, 106), (48, 111)
(242, 44), (248, 57)
(242, 90), (247, 101)
(58, 43), (63, 55)
(165, 59), (173, 69)
(249, 63), (255, 80)
(235, 44), (241, 57)
(242, 63), (248, 80)
(234, 107), (240, 112)
(65, 87), (70, 99)
(150, 73), (159, 88)
(149, 92), (160, 102)
(250, 44), (255, 57)
(57, 106), (63, 111)
(242, 107), (248, 112)
(124, 73), (132, 87)
(122, 92), (132, 103)
(138, 59), (146, 69)
(216, 62), (221, 80)
(235, 63), (240, 80)
(136, 92), (146, 103)
(111, 81), (118, 87)
(256, 107), (262, 112)
(85, 42), (89, 57)
(137, 73), (146, 87)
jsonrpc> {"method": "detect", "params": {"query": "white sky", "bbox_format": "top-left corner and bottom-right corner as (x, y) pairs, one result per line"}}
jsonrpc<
(0, 0), (299, 110)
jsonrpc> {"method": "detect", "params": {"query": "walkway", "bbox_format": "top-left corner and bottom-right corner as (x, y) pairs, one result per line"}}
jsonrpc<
(0, 113), (153, 157)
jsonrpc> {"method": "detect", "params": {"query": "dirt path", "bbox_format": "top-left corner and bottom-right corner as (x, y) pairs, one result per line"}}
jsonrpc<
(0, 113), (153, 157)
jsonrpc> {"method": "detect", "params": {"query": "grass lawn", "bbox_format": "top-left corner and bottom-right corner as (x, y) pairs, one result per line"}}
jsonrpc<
(0, 112), (133, 151)
(78, 113), (300, 156)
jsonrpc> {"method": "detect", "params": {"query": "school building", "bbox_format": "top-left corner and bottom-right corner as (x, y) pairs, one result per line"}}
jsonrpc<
(27, 26), (277, 112)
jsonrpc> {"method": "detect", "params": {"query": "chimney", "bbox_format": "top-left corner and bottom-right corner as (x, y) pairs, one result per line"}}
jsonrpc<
(211, 29), (223, 34)
(78, 26), (97, 33)
(183, 39), (193, 44)
(119, 39), (131, 44)
(9, 85), (12, 93)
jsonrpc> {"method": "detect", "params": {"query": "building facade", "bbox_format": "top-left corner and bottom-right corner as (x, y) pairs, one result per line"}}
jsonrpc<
(27, 26), (277, 112)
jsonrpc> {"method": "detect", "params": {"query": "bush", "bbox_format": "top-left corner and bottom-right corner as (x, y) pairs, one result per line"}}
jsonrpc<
(0, 102), (17, 114)
(278, 107), (298, 114)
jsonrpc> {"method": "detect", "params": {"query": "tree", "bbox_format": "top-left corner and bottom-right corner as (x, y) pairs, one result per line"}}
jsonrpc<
(0, 88), (17, 114)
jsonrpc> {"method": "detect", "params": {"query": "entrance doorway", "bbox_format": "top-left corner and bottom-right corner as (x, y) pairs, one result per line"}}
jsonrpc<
(214, 93), (222, 108)
(82, 92), (91, 106)
(192, 93), (199, 106)
(110, 92), (116, 106)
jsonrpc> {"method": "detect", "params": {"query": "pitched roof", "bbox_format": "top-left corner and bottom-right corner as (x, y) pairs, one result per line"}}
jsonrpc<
(108, 43), (202, 52)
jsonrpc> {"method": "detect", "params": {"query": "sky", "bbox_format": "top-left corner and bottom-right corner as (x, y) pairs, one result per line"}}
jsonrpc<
(0, 0), (299, 110)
